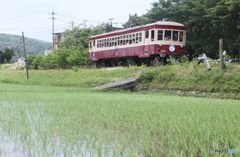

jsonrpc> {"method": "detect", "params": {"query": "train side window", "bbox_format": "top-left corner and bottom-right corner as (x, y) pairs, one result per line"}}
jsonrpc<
(117, 37), (120, 45)
(119, 36), (122, 45)
(164, 30), (172, 41)
(145, 31), (149, 39)
(173, 31), (178, 41)
(129, 35), (132, 44)
(102, 40), (104, 48)
(126, 35), (129, 44)
(151, 30), (155, 41)
(135, 33), (138, 43)
(112, 38), (114, 47)
(179, 32), (184, 42)
(139, 33), (142, 42)
(104, 39), (107, 47)
(132, 34), (136, 44)
(107, 39), (109, 47)
(115, 37), (117, 46)
(158, 30), (163, 41)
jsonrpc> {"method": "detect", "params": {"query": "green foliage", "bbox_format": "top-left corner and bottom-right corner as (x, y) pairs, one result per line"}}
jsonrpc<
(180, 55), (189, 63)
(124, 0), (240, 59)
(138, 63), (240, 94)
(27, 24), (116, 69)
(27, 49), (89, 70)
(0, 51), (4, 64)
(2, 48), (15, 63)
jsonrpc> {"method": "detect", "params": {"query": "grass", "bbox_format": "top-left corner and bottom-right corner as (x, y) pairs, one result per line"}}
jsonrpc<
(137, 63), (240, 94)
(1, 63), (240, 96)
(0, 83), (239, 156)
(0, 66), (141, 88)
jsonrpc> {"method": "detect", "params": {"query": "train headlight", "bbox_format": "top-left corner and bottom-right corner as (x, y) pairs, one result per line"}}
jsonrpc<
(169, 45), (176, 52)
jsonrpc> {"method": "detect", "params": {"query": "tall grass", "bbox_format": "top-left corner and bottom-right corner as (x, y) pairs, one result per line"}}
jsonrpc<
(1, 63), (240, 95)
(0, 84), (239, 156)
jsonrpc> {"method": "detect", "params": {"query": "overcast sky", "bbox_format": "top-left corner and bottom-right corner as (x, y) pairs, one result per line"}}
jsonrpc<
(0, 0), (155, 42)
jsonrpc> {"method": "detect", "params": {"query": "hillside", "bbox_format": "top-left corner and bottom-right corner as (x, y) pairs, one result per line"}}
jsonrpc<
(0, 34), (51, 57)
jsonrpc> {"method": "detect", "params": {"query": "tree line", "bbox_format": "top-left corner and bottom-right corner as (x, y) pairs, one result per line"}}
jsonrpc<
(27, 0), (240, 69)
(0, 48), (15, 64)
(27, 23), (114, 69)
(125, 0), (240, 60)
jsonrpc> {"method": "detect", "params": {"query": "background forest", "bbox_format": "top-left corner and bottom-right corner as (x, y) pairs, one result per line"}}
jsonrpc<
(27, 0), (240, 69)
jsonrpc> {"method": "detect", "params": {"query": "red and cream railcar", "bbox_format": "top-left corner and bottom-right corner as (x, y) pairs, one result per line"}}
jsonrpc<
(89, 21), (186, 66)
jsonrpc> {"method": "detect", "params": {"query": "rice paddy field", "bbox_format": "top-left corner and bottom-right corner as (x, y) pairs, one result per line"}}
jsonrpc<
(0, 83), (239, 157)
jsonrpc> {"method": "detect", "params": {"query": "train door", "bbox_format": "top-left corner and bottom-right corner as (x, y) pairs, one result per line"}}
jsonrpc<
(144, 30), (150, 55)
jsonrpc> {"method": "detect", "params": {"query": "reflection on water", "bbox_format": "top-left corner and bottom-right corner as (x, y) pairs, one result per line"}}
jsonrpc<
(0, 127), (129, 157)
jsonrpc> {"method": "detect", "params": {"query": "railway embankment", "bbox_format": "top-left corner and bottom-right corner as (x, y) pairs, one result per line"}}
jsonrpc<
(137, 63), (240, 99)
(0, 63), (240, 98)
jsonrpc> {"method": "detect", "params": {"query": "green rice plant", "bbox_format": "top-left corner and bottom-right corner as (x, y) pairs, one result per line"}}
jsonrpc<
(0, 84), (239, 156)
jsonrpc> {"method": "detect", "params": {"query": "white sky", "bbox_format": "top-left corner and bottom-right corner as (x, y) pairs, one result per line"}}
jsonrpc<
(0, 0), (155, 42)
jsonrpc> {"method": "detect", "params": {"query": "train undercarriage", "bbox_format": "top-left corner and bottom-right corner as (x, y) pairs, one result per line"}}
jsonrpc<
(92, 55), (181, 68)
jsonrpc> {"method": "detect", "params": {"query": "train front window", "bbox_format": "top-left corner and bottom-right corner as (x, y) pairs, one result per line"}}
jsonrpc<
(158, 30), (163, 41)
(179, 32), (184, 42)
(164, 30), (172, 41)
(173, 31), (178, 41)
(151, 30), (155, 41)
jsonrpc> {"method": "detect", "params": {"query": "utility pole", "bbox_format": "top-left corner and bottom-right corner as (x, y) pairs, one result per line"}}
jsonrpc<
(70, 20), (74, 30)
(83, 20), (88, 29)
(22, 32), (29, 80)
(108, 18), (114, 27)
(50, 11), (56, 51)
(219, 39), (225, 69)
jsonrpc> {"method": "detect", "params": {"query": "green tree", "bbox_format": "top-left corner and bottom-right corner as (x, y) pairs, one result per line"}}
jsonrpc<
(0, 51), (4, 64)
(123, 14), (146, 28)
(4, 48), (15, 63)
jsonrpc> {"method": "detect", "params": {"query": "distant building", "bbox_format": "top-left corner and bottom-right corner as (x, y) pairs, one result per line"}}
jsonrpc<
(45, 33), (65, 55)
(14, 57), (25, 70)
(54, 33), (65, 49)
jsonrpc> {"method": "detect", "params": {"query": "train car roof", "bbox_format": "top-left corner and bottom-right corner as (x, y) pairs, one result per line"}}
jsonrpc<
(90, 21), (185, 40)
